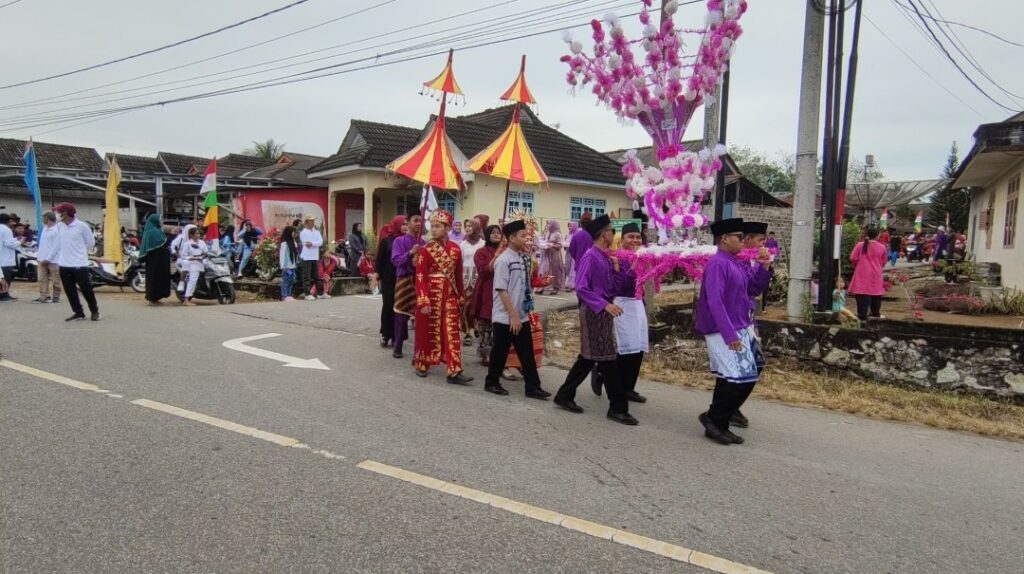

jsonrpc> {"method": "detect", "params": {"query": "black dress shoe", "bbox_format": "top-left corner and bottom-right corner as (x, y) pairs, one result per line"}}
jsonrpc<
(730, 410), (750, 428)
(722, 430), (745, 444)
(525, 388), (551, 400)
(699, 412), (732, 445)
(90, 312), (101, 321)
(380, 337), (390, 348)
(590, 370), (602, 396)
(392, 350), (404, 359)
(485, 384), (509, 396)
(553, 397), (584, 413)
(65, 314), (86, 322)
(626, 391), (647, 403)
(446, 372), (474, 385)
(607, 411), (639, 426)
(414, 369), (427, 378)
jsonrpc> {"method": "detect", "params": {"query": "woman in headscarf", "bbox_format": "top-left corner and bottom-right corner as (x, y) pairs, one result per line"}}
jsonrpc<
(376, 215), (406, 348)
(171, 224), (196, 294)
(538, 219), (566, 294)
(564, 221), (579, 291)
(458, 219), (485, 346)
(139, 213), (171, 305)
(347, 222), (368, 277)
(469, 224), (502, 365)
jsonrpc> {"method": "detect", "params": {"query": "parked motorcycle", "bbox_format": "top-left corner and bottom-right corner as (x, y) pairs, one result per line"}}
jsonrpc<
(172, 254), (235, 304)
(88, 256), (146, 293)
(15, 241), (38, 282)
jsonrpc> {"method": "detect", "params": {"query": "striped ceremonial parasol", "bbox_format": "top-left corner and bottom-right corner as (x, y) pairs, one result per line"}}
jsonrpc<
(387, 49), (466, 195)
(467, 55), (547, 220)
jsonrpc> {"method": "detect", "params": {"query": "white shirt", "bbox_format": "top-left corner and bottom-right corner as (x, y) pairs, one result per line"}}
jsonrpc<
(0, 224), (19, 267)
(179, 239), (208, 271)
(299, 227), (323, 261)
(36, 223), (60, 263)
(53, 219), (95, 268)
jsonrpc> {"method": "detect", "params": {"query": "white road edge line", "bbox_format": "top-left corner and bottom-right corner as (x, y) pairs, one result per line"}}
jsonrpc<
(1, 359), (106, 393)
(355, 460), (774, 574)
(130, 398), (301, 447)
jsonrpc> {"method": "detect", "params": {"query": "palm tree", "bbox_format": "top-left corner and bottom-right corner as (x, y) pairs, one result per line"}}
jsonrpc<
(243, 138), (286, 160)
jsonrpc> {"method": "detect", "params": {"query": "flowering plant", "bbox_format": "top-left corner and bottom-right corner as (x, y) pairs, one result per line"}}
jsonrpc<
(562, 0), (746, 234)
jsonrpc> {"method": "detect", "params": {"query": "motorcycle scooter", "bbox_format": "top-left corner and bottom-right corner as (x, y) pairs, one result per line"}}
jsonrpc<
(172, 254), (235, 304)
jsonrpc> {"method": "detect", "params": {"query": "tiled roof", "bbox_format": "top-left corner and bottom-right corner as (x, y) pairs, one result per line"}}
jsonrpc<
(158, 151), (210, 174)
(219, 153), (277, 171)
(105, 152), (168, 173)
(311, 108), (627, 186)
(244, 152), (327, 186)
(309, 119), (424, 175)
(0, 138), (104, 170)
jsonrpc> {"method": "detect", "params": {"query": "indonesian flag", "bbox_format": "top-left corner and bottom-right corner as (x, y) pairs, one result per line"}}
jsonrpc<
(914, 210), (923, 233)
(200, 158), (219, 241)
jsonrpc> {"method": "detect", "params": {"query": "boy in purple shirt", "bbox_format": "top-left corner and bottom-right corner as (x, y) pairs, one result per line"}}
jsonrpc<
(390, 214), (424, 359)
(695, 218), (771, 445)
(553, 214), (636, 426)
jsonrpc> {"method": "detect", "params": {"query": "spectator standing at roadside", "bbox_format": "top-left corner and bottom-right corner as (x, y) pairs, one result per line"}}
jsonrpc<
(33, 211), (62, 304)
(51, 203), (101, 321)
(849, 226), (887, 321)
(299, 215), (327, 301)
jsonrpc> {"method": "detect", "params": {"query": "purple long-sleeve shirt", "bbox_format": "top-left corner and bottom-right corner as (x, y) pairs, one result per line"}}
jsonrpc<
(695, 249), (768, 344)
(613, 259), (637, 299)
(391, 233), (424, 278)
(575, 246), (622, 314)
(567, 231), (593, 266)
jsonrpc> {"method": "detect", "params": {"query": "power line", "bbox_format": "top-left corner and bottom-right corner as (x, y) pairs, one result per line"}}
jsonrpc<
(0, 0), (583, 114)
(0, 0), (26, 9)
(890, 0), (1023, 48)
(0, 0), (634, 127)
(3, 8), (653, 134)
(0, 0), (407, 110)
(862, 14), (986, 118)
(894, 0), (1023, 104)
(0, 0), (320, 91)
(903, 0), (1017, 112)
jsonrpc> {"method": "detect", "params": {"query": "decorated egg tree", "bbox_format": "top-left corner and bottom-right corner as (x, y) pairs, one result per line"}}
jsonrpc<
(561, 0), (750, 293)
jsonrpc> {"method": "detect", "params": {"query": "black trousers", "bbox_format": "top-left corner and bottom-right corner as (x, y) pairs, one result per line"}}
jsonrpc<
(486, 322), (542, 393)
(301, 260), (323, 295)
(708, 377), (755, 432)
(380, 277), (396, 340)
(616, 352), (645, 394)
(854, 294), (882, 321)
(555, 355), (629, 414)
(59, 266), (98, 316)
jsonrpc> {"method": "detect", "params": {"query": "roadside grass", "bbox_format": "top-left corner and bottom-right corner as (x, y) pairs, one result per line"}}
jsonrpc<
(544, 310), (1024, 441)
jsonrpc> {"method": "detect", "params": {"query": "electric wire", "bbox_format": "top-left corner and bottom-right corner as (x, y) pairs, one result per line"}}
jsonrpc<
(0, 0), (319, 90)
(890, 0), (1023, 48)
(0, 0), (638, 128)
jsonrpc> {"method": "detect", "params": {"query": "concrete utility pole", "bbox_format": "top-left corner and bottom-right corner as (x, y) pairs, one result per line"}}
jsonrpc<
(787, 0), (826, 321)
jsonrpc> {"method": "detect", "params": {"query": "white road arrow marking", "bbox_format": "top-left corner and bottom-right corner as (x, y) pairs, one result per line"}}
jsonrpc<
(222, 333), (330, 371)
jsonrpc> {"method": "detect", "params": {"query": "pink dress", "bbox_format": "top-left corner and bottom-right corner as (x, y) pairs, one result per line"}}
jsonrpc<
(849, 240), (887, 296)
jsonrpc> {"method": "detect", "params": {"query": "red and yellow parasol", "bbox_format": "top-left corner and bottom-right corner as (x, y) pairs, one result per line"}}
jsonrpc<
(387, 49), (465, 192)
(467, 55), (547, 219)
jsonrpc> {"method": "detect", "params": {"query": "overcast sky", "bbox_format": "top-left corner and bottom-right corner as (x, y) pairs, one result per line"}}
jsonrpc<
(1, 0), (1021, 180)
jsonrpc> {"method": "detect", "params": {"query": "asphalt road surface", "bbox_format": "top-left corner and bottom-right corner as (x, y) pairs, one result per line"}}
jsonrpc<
(2, 286), (1022, 574)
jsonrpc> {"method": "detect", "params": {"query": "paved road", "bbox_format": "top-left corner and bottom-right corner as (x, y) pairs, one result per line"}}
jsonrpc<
(1, 285), (1022, 574)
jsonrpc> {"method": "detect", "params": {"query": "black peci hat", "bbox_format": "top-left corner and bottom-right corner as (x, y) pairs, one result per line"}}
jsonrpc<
(621, 222), (641, 235)
(742, 221), (768, 236)
(502, 219), (526, 237)
(709, 218), (744, 237)
(584, 214), (612, 239)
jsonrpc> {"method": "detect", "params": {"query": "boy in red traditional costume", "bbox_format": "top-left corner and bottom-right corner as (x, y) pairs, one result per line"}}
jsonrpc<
(413, 209), (474, 385)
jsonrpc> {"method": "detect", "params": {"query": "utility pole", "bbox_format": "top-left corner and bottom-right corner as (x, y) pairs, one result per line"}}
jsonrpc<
(787, 0), (825, 321)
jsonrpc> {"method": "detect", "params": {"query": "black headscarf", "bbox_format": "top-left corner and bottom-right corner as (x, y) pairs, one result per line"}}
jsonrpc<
(484, 225), (501, 249)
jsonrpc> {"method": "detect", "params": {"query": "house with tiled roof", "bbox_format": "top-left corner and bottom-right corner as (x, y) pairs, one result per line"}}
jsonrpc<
(308, 107), (632, 240)
(0, 138), (107, 225)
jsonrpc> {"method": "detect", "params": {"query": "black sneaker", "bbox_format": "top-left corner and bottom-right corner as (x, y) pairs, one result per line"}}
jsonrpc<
(66, 314), (86, 322)
(0, 295), (17, 302)
(50, 297), (60, 304)
(90, 312), (101, 321)
(730, 410), (749, 428)
(31, 297), (50, 304)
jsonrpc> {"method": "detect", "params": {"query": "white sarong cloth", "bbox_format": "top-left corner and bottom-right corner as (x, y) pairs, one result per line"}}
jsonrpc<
(704, 325), (764, 384)
(613, 296), (649, 355)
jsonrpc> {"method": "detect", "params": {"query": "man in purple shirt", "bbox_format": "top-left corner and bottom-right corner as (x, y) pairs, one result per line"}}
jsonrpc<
(695, 217), (771, 445)
(390, 214), (424, 359)
(553, 214), (636, 426)
(566, 211), (594, 267)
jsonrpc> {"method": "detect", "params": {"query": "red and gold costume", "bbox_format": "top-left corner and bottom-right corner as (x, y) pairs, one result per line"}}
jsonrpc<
(414, 211), (466, 375)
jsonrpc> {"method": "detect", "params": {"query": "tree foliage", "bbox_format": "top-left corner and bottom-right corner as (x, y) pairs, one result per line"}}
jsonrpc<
(927, 141), (969, 232)
(727, 145), (796, 196)
(243, 138), (286, 160)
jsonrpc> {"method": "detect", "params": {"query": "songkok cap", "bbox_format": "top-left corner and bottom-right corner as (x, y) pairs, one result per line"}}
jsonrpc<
(621, 222), (641, 235)
(742, 221), (768, 236)
(584, 214), (611, 239)
(709, 217), (744, 237)
(502, 219), (526, 237)
(303, 214), (316, 221)
(429, 209), (454, 227)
